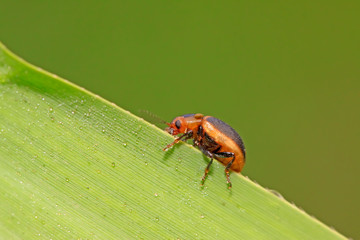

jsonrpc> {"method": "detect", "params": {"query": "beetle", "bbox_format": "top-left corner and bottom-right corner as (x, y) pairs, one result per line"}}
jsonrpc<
(163, 113), (246, 188)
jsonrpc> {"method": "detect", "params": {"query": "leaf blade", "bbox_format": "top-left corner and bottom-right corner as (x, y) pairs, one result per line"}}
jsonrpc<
(0, 42), (347, 239)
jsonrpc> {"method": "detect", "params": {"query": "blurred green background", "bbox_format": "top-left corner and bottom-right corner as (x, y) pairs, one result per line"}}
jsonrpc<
(1, 1), (359, 238)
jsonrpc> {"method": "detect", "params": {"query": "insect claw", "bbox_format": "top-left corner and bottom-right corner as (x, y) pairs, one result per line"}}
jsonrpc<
(163, 143), (173, 151)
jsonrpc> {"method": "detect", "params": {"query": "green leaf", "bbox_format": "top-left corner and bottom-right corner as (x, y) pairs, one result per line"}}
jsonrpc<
(0, 42), (347, 239)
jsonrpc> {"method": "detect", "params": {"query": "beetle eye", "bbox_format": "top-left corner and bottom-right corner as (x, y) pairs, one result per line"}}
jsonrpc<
(175, 120), (181, 129)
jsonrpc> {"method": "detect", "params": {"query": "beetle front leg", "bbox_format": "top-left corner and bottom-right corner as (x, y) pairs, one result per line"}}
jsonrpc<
(163, 131), (193, 151)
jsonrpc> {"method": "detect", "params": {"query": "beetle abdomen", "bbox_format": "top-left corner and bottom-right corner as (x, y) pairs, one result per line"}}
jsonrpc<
(205, 116), (246, 158)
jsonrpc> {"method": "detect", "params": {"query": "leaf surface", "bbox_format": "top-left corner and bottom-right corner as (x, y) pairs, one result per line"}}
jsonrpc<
(0, 43), (346, 239)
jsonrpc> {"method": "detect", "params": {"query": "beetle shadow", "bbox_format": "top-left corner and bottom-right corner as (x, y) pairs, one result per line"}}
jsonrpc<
(162, 143), (178, 161)
(164, 144), (234, 193)
(162, 140), (193, 162)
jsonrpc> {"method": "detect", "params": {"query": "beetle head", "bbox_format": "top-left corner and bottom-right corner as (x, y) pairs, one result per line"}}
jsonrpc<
(165, 116), (188, 135)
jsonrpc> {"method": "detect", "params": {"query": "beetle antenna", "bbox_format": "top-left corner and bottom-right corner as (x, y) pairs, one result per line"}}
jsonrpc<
(138, 109), (168, 125)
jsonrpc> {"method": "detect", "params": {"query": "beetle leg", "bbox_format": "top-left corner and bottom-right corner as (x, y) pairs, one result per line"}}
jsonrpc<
(198, 145), (222, 186)
(225, 156), (236, 189)
(214, 152), (235, 189)
(198, 147), (214, 185)
(163, 131), (193, 151)
(201, 158), (213, 185)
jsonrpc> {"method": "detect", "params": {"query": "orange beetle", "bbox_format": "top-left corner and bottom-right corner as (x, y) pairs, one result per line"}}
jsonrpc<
(164, 113), (246, 188)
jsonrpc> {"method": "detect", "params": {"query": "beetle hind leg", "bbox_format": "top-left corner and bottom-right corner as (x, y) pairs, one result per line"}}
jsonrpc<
(214, 152), (235, 189)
